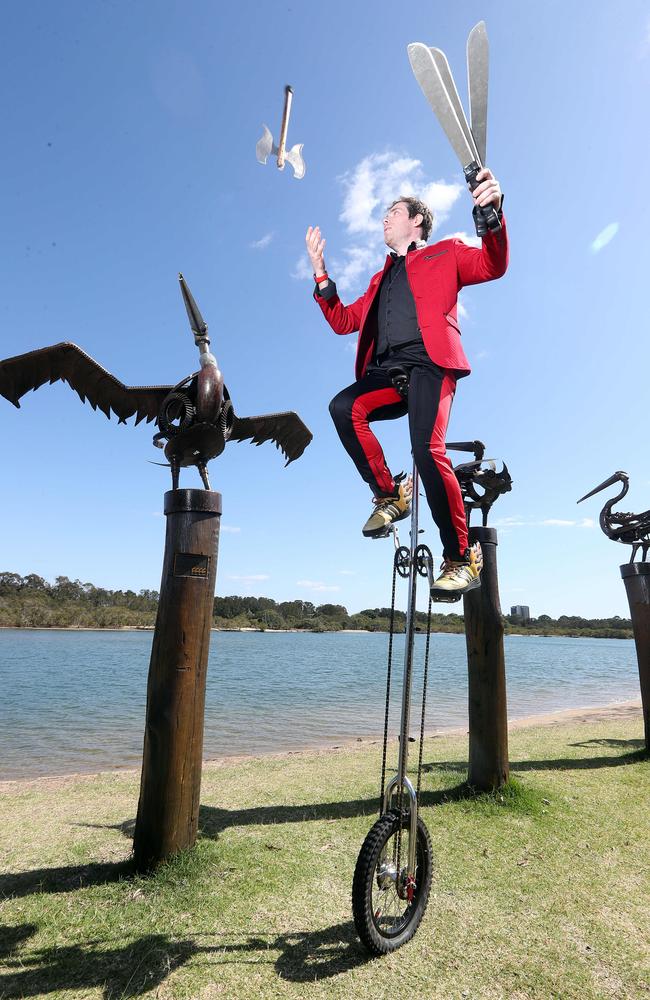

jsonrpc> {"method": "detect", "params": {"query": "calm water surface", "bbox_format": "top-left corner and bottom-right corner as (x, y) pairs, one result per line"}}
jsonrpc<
(0, 629), (639, 779)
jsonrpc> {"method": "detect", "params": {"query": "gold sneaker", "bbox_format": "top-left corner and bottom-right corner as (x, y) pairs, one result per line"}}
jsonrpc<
(431, 541), (483, 600)
(362, 473), (413, 538)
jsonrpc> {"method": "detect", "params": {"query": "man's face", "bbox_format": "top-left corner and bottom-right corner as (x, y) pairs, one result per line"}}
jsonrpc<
(383, 201), (422, 250)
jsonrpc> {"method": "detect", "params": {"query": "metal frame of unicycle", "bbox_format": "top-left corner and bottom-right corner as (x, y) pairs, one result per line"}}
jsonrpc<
(352, 421), (503, 953)
(381, 462), (434, 883)
(351, 454), (435, 956)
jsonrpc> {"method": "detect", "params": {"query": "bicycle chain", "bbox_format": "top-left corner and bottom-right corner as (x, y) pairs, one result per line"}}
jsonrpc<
(385, 541), (434, 898)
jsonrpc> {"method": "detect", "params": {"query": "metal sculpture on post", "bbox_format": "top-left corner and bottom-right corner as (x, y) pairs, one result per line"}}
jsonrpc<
(0, 275), (312, 870)
(448, 440), (512, 526)
(578, 472), (650, 749)
(447, 441), (512, 790)
(0, 274), (312, 489)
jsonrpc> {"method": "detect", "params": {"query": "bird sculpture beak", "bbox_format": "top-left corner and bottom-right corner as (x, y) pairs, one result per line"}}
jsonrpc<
(577, 472), (625, 504)
(179, 273), (209, 344)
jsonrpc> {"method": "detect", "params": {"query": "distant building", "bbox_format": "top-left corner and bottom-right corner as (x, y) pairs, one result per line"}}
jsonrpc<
(510, 605), (530, 621)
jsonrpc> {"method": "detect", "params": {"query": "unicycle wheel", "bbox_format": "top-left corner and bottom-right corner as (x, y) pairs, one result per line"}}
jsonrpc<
(352, 809), (433, 955)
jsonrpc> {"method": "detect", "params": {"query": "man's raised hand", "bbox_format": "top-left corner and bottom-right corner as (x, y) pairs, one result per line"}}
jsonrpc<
(470, 168), (502, 210)
(306, 225), (327, 277)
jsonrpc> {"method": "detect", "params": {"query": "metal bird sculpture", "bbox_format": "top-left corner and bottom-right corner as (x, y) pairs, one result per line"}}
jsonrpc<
(448, 440), (513, 526)
(578, 471), (650, 563)
(0, 274), (312, 489)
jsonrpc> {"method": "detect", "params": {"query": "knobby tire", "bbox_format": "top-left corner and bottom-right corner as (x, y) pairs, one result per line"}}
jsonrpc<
(352, 810), (433, 955)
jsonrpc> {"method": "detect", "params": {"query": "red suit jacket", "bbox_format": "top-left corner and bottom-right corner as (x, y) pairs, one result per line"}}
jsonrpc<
(315, 217), (509, 380)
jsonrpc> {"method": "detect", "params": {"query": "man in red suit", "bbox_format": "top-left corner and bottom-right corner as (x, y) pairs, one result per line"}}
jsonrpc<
(306, 168), (508, 598)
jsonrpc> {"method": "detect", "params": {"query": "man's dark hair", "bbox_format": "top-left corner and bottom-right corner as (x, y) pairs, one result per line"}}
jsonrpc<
(388, 196), (434, 241)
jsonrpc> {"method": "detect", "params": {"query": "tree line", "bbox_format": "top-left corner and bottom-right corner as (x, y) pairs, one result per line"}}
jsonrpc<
(0, 571), (633, 638)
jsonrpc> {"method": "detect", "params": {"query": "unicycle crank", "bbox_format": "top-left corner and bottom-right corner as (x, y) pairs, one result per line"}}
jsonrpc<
(395, 545), (411, 578)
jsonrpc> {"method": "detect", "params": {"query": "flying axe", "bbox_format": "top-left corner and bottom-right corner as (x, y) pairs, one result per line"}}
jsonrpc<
(256, 85), (306, 179)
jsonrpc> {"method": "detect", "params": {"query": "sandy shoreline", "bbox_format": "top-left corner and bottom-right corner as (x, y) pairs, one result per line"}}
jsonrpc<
(0, 699), (642, 790)
(0, 626), (633, 637)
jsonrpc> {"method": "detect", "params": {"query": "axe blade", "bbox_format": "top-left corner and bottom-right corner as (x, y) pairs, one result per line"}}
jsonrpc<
(256, 125), (278, 165)
(284, 143), (306, 180)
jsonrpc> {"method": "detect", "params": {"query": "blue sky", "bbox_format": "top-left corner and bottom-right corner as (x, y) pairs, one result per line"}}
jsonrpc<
(1, 0), (649, 618)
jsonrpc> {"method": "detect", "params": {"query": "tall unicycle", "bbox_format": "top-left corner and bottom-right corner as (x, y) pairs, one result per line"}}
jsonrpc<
(352, 458), (435, 955)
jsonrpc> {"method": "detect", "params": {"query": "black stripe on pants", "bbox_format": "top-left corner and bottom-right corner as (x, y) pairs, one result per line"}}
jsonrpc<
(329, 361), (468, 560)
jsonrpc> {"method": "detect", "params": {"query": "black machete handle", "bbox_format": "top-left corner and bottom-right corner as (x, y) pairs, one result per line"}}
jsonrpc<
(464, 161), (502, 237)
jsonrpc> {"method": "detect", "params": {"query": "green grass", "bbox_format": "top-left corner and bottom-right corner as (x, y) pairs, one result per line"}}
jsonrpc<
(1, 714), (649, 999)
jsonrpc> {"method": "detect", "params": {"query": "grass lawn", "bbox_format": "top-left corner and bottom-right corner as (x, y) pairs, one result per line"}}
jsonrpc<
(0, 707), (648, 999)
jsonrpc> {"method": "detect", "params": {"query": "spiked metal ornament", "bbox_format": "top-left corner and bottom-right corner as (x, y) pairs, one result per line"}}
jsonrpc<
(448, 440), (513, 526)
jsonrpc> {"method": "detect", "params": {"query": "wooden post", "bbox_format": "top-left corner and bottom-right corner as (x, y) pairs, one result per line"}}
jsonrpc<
(620, 563), (650, 749)
(133, 488), (221, 872)
(463, 526), (509, 790)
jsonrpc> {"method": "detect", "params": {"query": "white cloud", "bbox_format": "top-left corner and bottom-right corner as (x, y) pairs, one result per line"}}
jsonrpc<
(221, 525), (241, 534)
(541, 518), (595, 529)
(297, 579), (341, 592)
(291, 254), (312, 281)
(292, 150), (463, 295)
(492, 516), (595, 530)
(457, 297), (469, 320)
(442, 230), (481, 248)
(590, 223), (619, 254)
(331, 243), (384, 294)
(250, 232), (274, 250)
(339, 569), (356, 576)
(227, 573), (270, 582)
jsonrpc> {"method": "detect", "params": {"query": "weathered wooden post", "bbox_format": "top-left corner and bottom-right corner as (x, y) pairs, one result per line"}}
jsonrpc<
(463, 525), (509, 790)
(620, 563), (650, 749)
(133, 488), (221, 872)
(447, 442), (511, 791)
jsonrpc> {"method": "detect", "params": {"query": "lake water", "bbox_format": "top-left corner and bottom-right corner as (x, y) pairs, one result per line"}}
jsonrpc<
(0, 630), (640, 779)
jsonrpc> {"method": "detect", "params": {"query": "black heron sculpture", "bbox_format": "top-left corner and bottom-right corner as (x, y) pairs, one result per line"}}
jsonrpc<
(578, 471), (650, 563)
(0, 274), (312, 489)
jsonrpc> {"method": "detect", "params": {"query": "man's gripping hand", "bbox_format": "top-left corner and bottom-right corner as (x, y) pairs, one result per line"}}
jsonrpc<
(306, 226), (327, 278)
(470, 168), (502, 211)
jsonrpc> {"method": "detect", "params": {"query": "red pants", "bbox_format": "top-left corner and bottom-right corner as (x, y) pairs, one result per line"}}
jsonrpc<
(329, 359), (468, 561)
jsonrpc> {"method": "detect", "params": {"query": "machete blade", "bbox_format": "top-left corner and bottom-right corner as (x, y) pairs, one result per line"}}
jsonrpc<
(467, 21), (489, 166)
(407, 43), (477, 170)
(429, 47), (480, 165)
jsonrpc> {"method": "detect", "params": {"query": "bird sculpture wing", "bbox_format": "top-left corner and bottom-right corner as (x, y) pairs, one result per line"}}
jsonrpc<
(229, 410), (312, 465)
(0, 342), (172, 424)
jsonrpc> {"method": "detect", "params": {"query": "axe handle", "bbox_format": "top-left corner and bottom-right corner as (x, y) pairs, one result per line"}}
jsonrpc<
(277, 85), (293, 169)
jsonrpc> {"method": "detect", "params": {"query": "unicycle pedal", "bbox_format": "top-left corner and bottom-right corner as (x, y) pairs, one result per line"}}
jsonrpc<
(429, 589), (463, 604)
